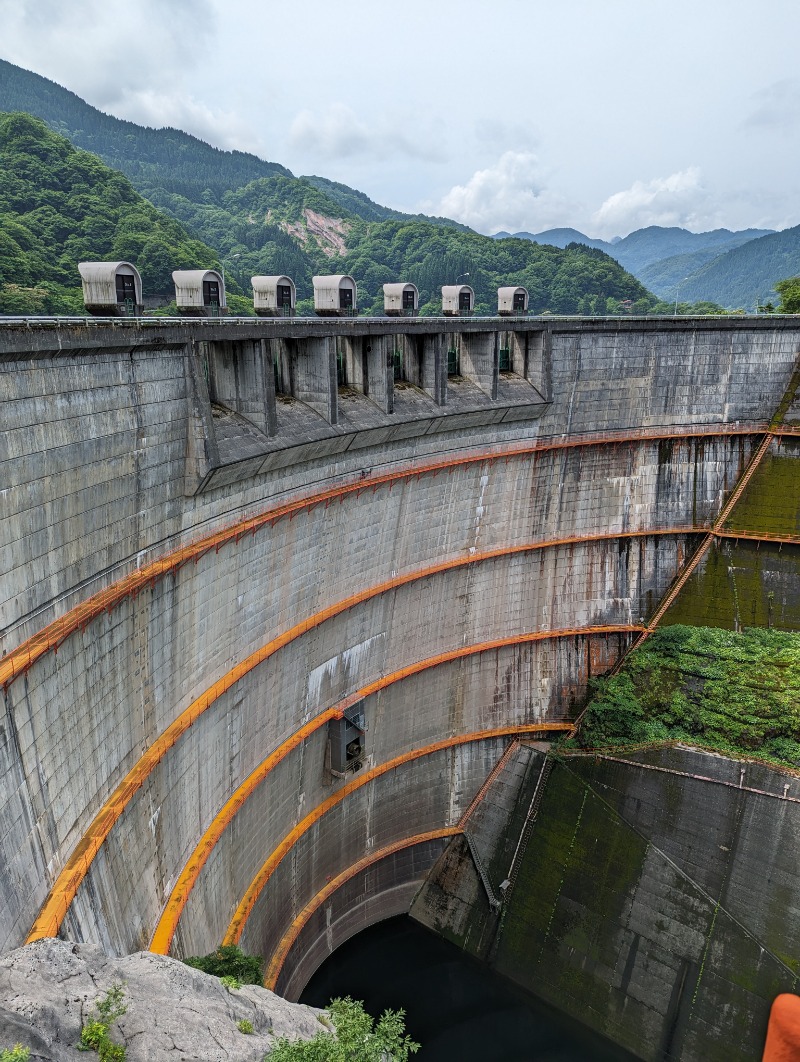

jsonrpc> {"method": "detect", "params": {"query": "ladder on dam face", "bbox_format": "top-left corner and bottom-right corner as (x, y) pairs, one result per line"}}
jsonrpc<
(503, 755), (554, 898)
(463, 831), (502, 911)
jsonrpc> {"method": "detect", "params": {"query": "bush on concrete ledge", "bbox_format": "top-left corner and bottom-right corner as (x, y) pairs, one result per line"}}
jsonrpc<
(182, 944), (264, 986)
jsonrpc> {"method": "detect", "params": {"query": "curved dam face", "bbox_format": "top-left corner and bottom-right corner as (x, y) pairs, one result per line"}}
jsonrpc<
(1, 316), (798, 1004)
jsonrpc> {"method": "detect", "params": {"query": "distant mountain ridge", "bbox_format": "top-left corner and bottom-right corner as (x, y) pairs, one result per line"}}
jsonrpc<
(493, 224), (786, 307)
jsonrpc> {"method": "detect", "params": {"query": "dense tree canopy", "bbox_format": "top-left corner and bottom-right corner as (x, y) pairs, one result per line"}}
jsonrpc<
(776, 276), (800, 314)
(0, 112), (217, 313)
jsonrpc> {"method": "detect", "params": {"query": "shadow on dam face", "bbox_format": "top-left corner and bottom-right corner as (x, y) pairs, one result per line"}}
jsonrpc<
(300, 915), (638, 1062)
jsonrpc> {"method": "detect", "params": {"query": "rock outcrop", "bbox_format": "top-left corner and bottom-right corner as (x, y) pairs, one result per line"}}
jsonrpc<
(0, 939), (326, 1061)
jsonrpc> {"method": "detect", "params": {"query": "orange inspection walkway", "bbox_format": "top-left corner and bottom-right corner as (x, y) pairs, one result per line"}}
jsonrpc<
(28, 534), (648, 944)
(1, 424), (758, 690)
(150, 627), (625, 955)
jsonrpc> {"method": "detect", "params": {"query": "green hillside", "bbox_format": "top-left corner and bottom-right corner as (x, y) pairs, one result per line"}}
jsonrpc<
(0, 57), (291, 202)
(0, 112), (218, 313)
(302, 174), (469, 229)
(679, 225), (800, 309)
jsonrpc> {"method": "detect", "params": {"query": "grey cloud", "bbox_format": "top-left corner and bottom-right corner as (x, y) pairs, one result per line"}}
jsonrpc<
(742, 79), (800, 131)
(0, 0), (218, 109)
(288, 104), (446, 164)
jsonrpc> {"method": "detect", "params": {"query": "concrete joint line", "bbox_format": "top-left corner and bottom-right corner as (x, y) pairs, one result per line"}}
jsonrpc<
(1, 425), (758, 688)
(560, 760), (799, 980)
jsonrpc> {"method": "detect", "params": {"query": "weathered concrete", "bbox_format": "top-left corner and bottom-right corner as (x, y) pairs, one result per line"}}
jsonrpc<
(0, 317), (798, 1043)
(415, 747), (800, 1062)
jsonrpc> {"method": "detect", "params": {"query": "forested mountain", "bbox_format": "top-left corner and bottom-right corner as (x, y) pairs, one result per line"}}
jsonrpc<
(0, 112), (217, 313)
(677, 225), (800, 309)
(302, 175), (468, 229)
(0, 59), (463, 232)
(0, 57), (291, 202)
(0, 108), (655, 317)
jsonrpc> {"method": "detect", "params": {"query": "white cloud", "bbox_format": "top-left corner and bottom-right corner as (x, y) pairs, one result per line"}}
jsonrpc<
(591, 168), (718, 237)
(114, 90), (268, 155)
(435, 151), (577, 234)
(0, 0), (215, 100)
(288, 104), (444, 163)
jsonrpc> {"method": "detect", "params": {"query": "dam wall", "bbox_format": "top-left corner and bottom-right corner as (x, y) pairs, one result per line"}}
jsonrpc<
(1, 316), (798, 1008)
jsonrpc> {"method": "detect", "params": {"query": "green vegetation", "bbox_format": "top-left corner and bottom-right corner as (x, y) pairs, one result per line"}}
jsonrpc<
(0, 112), (218, 313)
(0, 1048), (30, 1062)
(237, 1019), (254, 1034)
(78, 984), (127, 1061)
(673, 225), (800, 309)
(183, 943), (264, 986)
(776, 276), (800, 313)
(268, 997), (418, 1061)
(570, 625), (800, 769)
(0, 57), (291, 203)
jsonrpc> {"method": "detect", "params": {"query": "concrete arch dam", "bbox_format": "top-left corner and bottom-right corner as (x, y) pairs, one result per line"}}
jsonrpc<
(1, 315), (799, 1010)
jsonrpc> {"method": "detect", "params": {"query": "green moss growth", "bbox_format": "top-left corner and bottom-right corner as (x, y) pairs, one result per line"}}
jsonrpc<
(724, 450), (800, 537)
(662, 541), (800, 632)
(568, 625), (800, 769)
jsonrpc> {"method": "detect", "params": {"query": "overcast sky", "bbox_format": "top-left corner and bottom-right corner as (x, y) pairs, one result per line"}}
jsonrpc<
(1, 0), (798, 238)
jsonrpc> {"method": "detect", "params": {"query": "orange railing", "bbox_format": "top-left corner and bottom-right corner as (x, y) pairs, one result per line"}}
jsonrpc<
(1, 424), (762, 690)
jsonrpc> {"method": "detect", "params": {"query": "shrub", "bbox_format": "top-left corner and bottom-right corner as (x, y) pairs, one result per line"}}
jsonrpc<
(78, 984), (126, 1060)
(237, 1019), (254, 1034)
(0, 1047), (31, 1062)
(267, 997), (418, 1060)
(219, 975), (241, 992)
(183, 944), (263, 985)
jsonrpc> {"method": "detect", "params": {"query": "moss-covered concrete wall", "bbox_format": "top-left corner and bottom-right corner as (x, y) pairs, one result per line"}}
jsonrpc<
(663, 437), (800, 632)
(415, 746), (800, 1061)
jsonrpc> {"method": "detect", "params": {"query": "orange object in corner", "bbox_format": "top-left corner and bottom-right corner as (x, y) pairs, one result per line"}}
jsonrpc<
(763, 994), (800, 1061)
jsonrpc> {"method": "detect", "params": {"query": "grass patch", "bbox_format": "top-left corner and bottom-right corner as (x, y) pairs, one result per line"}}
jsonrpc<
(568, 625), (800, 769)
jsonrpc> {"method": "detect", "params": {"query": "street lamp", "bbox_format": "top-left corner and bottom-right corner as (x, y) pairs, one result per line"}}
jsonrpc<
(674, 276), (688, 314)
(220, 253), (242, 288)
(456, 272), (470, 283)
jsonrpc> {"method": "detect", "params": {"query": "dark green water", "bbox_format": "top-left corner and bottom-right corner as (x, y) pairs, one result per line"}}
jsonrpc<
(300, 916), (638, 1061)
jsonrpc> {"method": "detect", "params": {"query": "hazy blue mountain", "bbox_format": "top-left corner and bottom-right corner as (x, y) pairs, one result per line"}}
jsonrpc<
(677, 225), (800, 309)
(493, 227), (613, 251)
(496, 223), (779, 302)
(609, 225), (774, 275)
